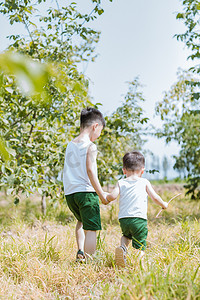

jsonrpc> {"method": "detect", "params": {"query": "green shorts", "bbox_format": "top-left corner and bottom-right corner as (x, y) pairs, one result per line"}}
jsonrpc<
(119, 217), (148, 250)
(65, 192), (101, 231)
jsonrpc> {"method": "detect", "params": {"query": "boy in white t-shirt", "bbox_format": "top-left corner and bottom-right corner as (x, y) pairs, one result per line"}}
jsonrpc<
(105, 151), (168, 267)
(63, 107), (107, 261)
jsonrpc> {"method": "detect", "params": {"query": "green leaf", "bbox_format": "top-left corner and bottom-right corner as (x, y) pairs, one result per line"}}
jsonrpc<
(196, 3), (200, 10)
(7, 188), (14, 195)
(176, 13), (184, 19)
(0, 52), (50, 96)
(14, 197), (20, 205)
(192, 92), (200, 100)
(0, 136), (10, 161)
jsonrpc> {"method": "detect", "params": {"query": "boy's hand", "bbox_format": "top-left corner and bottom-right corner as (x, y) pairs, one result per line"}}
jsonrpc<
(101, 192), (109, 205)
(162, 201), (168, 209)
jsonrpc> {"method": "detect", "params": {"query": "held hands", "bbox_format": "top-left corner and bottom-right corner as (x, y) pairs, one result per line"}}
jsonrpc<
(101, 192), (110, 205)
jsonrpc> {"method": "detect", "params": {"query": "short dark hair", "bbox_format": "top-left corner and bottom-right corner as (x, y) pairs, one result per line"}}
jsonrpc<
(80, 107), (106, 129)
(123, 151), (145, 171)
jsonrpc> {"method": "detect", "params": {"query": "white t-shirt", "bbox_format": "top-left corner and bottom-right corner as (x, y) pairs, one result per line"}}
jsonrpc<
(118, 177), (149, 220)
(63, 139), (97, 195)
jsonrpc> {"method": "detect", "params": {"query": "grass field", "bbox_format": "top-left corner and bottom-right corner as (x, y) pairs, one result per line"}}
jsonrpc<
(0, 185), (200, 299)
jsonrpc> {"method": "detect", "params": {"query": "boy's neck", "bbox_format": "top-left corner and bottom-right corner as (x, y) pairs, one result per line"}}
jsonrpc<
(74, 129), (92, 142)
(125, 170), (143, 179)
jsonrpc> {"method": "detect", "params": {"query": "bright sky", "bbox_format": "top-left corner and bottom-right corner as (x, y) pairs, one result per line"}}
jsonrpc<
(0, 0), (195, 178)
(77, 0), (194, 178)
(76, 1), (192, 114)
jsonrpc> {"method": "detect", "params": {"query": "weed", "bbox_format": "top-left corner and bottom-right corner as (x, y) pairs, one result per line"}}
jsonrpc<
(0, 188), (199, 298)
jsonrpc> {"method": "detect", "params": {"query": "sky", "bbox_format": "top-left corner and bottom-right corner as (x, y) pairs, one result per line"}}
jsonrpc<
(76, 1), (192, 113)
(0, 0), (195, 178)
(75, 0), (194, 178)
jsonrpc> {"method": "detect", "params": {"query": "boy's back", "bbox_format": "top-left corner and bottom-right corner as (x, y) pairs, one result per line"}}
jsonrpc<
(118, 177), (148, 220)
(63, 139), (97, 195)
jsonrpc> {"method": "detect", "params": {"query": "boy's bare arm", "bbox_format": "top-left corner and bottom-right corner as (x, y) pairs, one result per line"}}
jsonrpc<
(146, 181), (168, 209)
(106, 185), (120, 203)
(86, 144), (107, 204)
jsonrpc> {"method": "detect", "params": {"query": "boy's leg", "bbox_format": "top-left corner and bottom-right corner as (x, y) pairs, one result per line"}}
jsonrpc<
(75, 221), (85, 252)
(131, 219), (148, 251)
(78, 192), (101, 256)
(115, 218), (135, 267)
(121, 235), (131, 249)
(115, 236), (131, 267)
(84, 230), (96, 255)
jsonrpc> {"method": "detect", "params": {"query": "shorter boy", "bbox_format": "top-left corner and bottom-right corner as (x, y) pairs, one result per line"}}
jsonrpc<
(106, 151), (168, 267)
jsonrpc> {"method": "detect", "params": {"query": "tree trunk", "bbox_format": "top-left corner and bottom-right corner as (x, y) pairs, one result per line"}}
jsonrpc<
(41, 195), (46, 215)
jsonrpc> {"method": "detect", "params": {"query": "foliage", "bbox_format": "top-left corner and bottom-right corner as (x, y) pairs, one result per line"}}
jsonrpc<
(0, 51), (50, 161)
(0, 1), (148, 208)
(176, 0), (200, 63)
(155, 70), (200, 199)
(156, 0), (200, 198)
(97, 78), (148, 185)
(175, 0), (200, 198)
(0, 137), (10, 162)
(0, 1), (103, 203)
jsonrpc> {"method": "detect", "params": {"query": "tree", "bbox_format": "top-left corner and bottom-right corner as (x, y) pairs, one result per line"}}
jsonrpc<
(162, 155), (169, 179)
(0, 1), (147, 212)
(176, 0), (200, 64)
(148, 154), (160, 180)
(173, 0), (200, 198)
(0, 0), (109, 210)
(97, 78), (148, 185)
(155, 70), (200, 199)
(156, 0), (200, 198)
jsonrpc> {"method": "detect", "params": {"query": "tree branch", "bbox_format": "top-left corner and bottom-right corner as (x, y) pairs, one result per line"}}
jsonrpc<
(22, 14), (40, 58)
(26, 110), (37, 145)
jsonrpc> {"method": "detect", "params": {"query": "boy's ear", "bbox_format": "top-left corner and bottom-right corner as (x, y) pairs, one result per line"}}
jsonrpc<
(93, 122), (99, 130)
(141, 167), (145, 175)
(122, 168), (126, 175)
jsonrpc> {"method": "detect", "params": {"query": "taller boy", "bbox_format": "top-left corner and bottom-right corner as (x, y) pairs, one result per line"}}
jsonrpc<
(63, 107), (106, 261)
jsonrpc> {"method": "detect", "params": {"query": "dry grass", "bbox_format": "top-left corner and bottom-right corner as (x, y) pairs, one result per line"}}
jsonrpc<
(0, 186), (200, 299)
